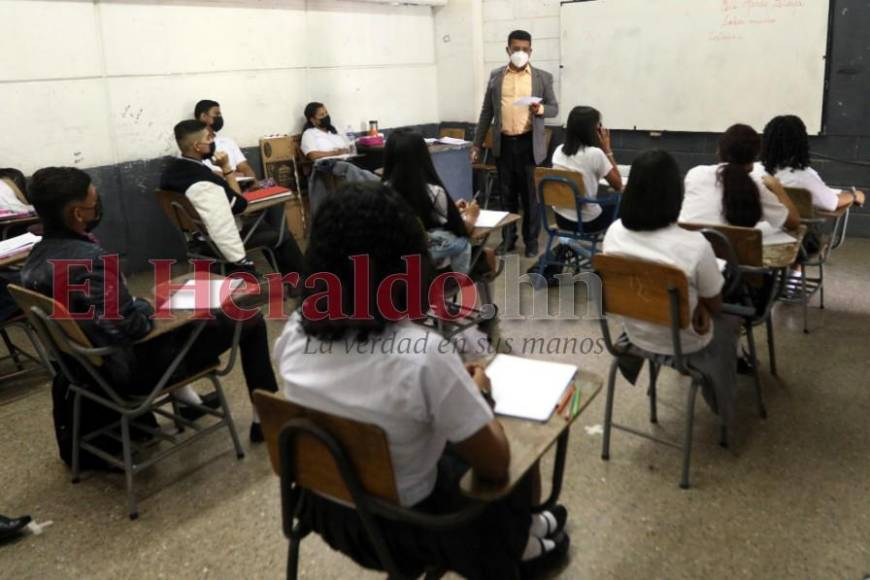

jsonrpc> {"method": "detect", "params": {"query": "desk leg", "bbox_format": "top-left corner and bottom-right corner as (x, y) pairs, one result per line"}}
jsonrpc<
(533, 430), (570, 512)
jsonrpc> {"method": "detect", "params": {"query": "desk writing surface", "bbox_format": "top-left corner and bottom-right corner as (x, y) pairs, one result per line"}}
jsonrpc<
(460, 370), (602, 501)
(762, 225), (806, 269)
(0, 250), (30, 269)
(816, 205), (849, 220)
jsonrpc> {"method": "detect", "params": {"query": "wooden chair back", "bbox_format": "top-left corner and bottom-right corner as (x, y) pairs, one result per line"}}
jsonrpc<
(7, 284), (102, 366)
(253, 390), (400, 505)
(438, 127), (466, 141)
(679, 222), (764, 287)
(784, 187), (816, 220)
(534, 167), (587, 211)
(155, 189), (204, 235)
(592, 254), (690, 329)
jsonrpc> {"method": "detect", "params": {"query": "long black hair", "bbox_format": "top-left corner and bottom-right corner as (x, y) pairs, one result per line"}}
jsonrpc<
(302, 101), (336, 134)
(620, 150), (684, 232)
(562, 106), (602, 156)
(761, 115), (811, 175)
(300, 181), (432, 341)
(382, 130), (467, 238)
(718, 124), (762, 227)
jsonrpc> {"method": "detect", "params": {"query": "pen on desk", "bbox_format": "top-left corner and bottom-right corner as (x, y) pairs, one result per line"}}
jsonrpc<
(565, 388), (581, 420)
(555, 385), (575, 417)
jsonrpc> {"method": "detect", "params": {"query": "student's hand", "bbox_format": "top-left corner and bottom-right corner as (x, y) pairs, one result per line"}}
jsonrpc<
(530, 102), (543, 116)
(213, 150), (231, 171)
(463, 200), (481, 223)
(456, 199), (468, 210)
(597, 126), (612, 152)
(465, 362), (491, 394)
(692, 304), (712, 335)
(854, 189), (865, 206)
(470, 147), (481, 164)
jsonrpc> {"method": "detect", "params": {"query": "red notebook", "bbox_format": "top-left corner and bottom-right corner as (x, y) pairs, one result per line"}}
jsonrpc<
(243, 186), (291, 202)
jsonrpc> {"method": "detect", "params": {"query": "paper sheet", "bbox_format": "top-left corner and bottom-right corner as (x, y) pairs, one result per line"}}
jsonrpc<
(436, 136), (471, 146)
(487, 354), (577, 422)
(0, 232), (40, 258)
(513, 96), (543, 106)
(164, 278), (243, 310)
(474, 210), (509, 228)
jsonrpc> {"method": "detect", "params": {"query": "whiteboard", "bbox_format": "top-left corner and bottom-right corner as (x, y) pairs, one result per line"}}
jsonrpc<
(560, 0), (831, 133)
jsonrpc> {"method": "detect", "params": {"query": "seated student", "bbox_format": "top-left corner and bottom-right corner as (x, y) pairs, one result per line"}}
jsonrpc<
(274, 182), (570, 579)
(21, 167), (278, 442)
(300, 102), (351, 161)
(382, 130), (485, 274)
(682, 124), (800, 230)
(550, 106), (623, 233)
(160, 120), (304, 276)
(194, 99), (257, 180)
(759, 115), (865, 210)
(603, 150), (740, 425)
(0, 167), (33, 213)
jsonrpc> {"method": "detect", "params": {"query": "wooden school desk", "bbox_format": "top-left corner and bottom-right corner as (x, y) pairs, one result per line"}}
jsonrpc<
(763, 225), (806, 269)
(460, 369), (603, 507)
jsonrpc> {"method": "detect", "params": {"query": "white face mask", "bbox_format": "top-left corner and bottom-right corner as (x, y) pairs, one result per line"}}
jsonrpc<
(510, 50), (530, 69)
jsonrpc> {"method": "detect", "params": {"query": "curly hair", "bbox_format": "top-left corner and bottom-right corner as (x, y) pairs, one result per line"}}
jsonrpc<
(299, 181), (433, 341)
(761, 115), (810, 175)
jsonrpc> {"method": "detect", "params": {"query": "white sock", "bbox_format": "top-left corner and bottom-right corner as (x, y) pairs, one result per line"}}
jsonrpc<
(529, 511), (558, 538)
(522, 535), (555, 561)
(251, 407), (260, 424)
(174, 385), (202, 405)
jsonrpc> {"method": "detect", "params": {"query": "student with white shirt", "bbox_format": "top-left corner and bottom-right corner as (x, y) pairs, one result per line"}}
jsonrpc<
(760, 115), (865, 211)
(300, 102), (351, 161)
(682, 124), (799, 231)
(274, 181), (571, 579)
(194, 99), (257, 180)
(603, 150), (740, 425)
(0, 168), (33, 213)
(550, 106), (623, 233)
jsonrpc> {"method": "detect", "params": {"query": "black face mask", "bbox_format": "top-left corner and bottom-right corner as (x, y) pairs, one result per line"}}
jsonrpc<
(319, 116), (334, 132)
(201, 141), (217, 159)
(211, 116), (224, 132)
(85, 197), (103, 233)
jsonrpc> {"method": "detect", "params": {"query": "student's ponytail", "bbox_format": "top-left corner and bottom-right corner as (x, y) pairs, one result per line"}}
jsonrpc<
(718, 124), (763, 228)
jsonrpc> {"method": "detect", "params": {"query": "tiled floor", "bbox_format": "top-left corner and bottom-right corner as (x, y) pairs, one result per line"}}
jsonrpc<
(2, 239), (869, 579)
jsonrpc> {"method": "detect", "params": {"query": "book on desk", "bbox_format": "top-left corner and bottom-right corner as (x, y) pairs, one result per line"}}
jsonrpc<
(242, 186), (293, 203)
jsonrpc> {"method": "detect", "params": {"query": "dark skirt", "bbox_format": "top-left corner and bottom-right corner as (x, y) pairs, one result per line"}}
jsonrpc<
(298, 451), (532, 579)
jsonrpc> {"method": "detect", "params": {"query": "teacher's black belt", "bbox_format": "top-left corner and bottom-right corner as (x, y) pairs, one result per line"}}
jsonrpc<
(501, 132), (532, 141)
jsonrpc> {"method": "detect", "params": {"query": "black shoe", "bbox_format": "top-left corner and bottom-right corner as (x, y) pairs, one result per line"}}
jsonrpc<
(0, 514), (32, 542)
(538, 504), (568, 538)
(519, 531), (570, 579)
(177, 391), (221, 422)
(249, 422), (264, 443)
(737, 350), (755, 375)
(524, 245), (539, 258)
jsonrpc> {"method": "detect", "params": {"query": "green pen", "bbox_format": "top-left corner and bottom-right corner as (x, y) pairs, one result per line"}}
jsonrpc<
(568, 388), (581, 420)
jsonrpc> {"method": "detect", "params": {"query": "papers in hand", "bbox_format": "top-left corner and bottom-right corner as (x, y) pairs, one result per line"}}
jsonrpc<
(474, 210), (509, 228)
(513, 96), (543, 106)
(0, 232), (40, 259)
(486, 354), (578, 422)
(162, 278), (243, 311)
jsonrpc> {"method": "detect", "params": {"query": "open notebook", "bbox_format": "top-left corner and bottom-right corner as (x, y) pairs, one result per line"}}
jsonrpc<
(487, 354), (578, 422)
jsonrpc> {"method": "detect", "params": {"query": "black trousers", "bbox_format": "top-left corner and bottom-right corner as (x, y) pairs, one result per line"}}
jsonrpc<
(299, 451), (532, 579)
(496, 133), (539, 248)
(122, 313), (279, 399)
(243, 206), (305, 276)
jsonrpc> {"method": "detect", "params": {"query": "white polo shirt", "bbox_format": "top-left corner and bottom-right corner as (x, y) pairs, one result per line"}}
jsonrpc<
(771, 166), (840, 212)
(300, 128), (349, 156)
(602, 220), (724, 355)
(681, 164), (789, 229)
(274, 314), (494, 507)
(0, 179), (32, 213)
(550, 144), (613, 223)
(203, 135), (247, 173)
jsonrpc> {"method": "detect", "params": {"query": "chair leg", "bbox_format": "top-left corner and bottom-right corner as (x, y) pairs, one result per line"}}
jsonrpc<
(263, 248), (279, 274)
(170, 398), (184, 433)
(0, 328), (24, 371)
(765, 315), (778, 377)
(744, 320), (767, 419)
(601, 358), (620, 461)
(680, 381), (699, 490)
(286, 528), (302, 580)
(22, 323), (54, 376)
(71, 391), (82, 484)
(120, 416), (139, 520)
(648, 361), (659, 424)
(719, 423), (728, 448)
(801, 269), (809, 334)
(819, 261), (825, 310)
(211, 376), (245, 460)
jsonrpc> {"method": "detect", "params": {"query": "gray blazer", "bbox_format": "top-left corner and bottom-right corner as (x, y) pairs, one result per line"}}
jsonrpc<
(473, 65), (559, 165)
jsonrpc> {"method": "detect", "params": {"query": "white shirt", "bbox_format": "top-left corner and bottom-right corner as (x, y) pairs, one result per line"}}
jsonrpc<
(274, 314), (494, 507)
(771, 166), (840, 212)
(0, 179), (32, 213)
(681, 164), (789, 230)
(550, 144), (613, 223)
(300, 128), (349, 156)
(602, 220), (724, 355)
(203, 135), (247, 173)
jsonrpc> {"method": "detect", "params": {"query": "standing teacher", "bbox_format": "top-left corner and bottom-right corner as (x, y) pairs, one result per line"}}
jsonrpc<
(471, 29), (559, 258)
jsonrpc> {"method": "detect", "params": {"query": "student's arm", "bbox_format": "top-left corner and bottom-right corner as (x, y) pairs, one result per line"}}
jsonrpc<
(306, 149), (348, 161)
(235, 160), (256, 180)
(693, 241), (726, 334)
(452, 365), (510, 482)
(761, 175), (800, 230)
(456, 199), (480, 234)
(81, 257), (154, 342)
(185, 182), (247, 263)
(837, 189), (865, 209)
(598, 129), (623, 192)
(213, 151), (242, 194)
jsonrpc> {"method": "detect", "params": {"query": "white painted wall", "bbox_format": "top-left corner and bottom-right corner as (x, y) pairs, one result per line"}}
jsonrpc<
(0, 0), (438, 174)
